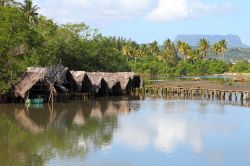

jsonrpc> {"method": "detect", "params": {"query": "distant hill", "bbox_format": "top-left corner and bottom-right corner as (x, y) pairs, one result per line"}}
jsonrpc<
(175, 34), (249, 48)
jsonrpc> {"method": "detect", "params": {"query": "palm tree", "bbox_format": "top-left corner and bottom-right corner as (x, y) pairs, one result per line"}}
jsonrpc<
(212, 43), (221, 59)
(122, 44), (130, 61)
(163, 39), (172, 50)
(18, 0), (39, 24)
(177, 41), (191, 60)
(198, 38), (209, 60)
(219, 39), (228, 61)
(149, 41), (160, 56)
(162, 39), (177, 60)
(187, 50), (200, 63)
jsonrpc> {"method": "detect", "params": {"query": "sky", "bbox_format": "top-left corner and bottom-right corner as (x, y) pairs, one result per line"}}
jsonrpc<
(31, 0), (250, 45)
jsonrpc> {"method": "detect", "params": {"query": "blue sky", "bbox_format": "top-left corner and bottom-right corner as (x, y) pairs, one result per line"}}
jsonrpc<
(32, 0), (250, 45)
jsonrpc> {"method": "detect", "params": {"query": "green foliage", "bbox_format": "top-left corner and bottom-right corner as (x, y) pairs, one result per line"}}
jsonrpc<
(129, 56), (175, 76)
(0, 7), (40, 93)
(230, 60), (250, 73)
(175, 60), (229, 76)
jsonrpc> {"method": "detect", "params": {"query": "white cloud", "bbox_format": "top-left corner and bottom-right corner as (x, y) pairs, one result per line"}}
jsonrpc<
(27, 0), (235, 23)
(147, 0), (234, 22)
(34, 0), (153, 23)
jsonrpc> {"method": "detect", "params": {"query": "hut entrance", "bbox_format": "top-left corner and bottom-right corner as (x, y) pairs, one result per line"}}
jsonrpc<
(111, 83), (122, 96)
(82, 75), (92, 93)
(98, 79), (109, 96)
(28, 80), (52, 102)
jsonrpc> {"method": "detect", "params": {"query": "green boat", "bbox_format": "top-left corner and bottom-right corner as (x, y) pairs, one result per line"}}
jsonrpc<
(30, 98), (44, 104)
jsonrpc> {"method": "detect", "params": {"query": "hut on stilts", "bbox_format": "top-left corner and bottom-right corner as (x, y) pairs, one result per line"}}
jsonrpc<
(13, 65), (78, 102)
(13, 65), (142, 103)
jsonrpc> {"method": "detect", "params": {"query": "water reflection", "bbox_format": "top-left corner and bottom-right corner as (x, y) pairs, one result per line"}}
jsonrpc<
(0, 97), (250, 166)
(0, 97), (140, 166)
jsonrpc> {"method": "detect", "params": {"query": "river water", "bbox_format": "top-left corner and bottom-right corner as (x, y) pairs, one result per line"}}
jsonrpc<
(0, 96), (250, 166)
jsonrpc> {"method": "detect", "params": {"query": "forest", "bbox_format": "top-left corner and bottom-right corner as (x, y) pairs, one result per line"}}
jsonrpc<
(0, 0), (250, 94)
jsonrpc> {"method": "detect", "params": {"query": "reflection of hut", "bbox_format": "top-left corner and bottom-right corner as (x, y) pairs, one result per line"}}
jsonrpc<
(73, 111), (85, 126)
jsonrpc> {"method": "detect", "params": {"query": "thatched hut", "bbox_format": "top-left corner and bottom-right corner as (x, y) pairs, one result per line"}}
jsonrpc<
(70, 71), (93, 93)
(116, 72), (141, 94)
(14, 67), (55, 100)
(13, 65), (143, 102)
(102, 73), (122, 96)
(87, 72), (109, 96)
(46, 65), (77, 93)
(85, 72), (123, 96)
(13, 65), (77, 101)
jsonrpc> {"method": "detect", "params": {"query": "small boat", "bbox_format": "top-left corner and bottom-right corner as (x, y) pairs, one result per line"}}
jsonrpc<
(30, 98), (44, 104)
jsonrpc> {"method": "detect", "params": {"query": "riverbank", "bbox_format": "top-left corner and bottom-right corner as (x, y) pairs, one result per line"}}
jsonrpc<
(151, 80), (250, 92)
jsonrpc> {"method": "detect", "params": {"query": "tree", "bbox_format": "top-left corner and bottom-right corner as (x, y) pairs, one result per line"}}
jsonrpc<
(0, 0), (17, 6)
(149, 41), (160, 56)
(176, 41), (191, 60)
(18, 0), (39, 24)
(219, 39), (228, 61)
(212, 43), (221, 59)
(0, 7), (40, 93)
(198, 38), (209, 60)
(122, 44), (130, 61)
(161, 39), (179, 65)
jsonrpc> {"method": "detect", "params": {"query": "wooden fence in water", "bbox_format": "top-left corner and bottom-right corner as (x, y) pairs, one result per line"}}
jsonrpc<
(133, 86), (250, 104)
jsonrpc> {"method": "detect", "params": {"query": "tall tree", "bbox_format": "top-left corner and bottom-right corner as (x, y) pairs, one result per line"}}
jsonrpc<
(219, 39), (228, 61)
(0, 7), (40, 93)
(162, 39), (178, 65)
(176, 41), (191, 60)
(122, 44), (130, 61)
(18, 0), (39, 24)
(149, 41), (160, 56)
(212, 43), (221, 59)
(198, 38), (209, 60)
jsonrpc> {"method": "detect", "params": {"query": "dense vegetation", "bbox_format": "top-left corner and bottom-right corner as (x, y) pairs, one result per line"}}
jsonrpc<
(0, 0), (250, 94)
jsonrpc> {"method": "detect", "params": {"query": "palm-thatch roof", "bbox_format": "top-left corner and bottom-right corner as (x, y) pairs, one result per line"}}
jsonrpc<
(70, 71), (87, 91)
(116, 72), (135, 90)
(102, 73), (119, 89)
(14, 68), (54, 98)
(14, 65), (143, 99)
(14, 65), (69, 98)
(87, 72), (107, 93)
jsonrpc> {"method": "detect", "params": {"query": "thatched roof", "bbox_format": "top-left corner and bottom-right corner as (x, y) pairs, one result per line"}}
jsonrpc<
(14, 72), (46, 98)
(102, 73), (120, 89)
(87, 72), (105, 86)
(46, 64), (68, 84)
(116, 72), (137, 90)
(14, 65), (68, 98)
(14, 65), (142, 98)
(27, 67), (47, 74)
(70, 71), (87, 91)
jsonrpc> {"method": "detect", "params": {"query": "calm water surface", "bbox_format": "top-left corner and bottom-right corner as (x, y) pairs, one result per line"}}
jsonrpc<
(0, 97), (250, 166)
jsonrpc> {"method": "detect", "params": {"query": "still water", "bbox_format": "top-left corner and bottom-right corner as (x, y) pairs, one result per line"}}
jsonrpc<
(0, 96), (250, 166)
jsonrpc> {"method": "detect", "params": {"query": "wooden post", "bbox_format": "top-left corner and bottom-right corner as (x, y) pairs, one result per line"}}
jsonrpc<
(240, 92), (244, 101)
(229, 92), (232, 101)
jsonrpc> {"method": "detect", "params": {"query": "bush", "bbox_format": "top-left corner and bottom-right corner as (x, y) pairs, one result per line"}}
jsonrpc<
(175, 60), (229, 76)
(230, 61), (250, 73)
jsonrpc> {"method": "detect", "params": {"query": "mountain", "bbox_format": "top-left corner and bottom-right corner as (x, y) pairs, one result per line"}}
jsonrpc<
(175, 34), (249, 48)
